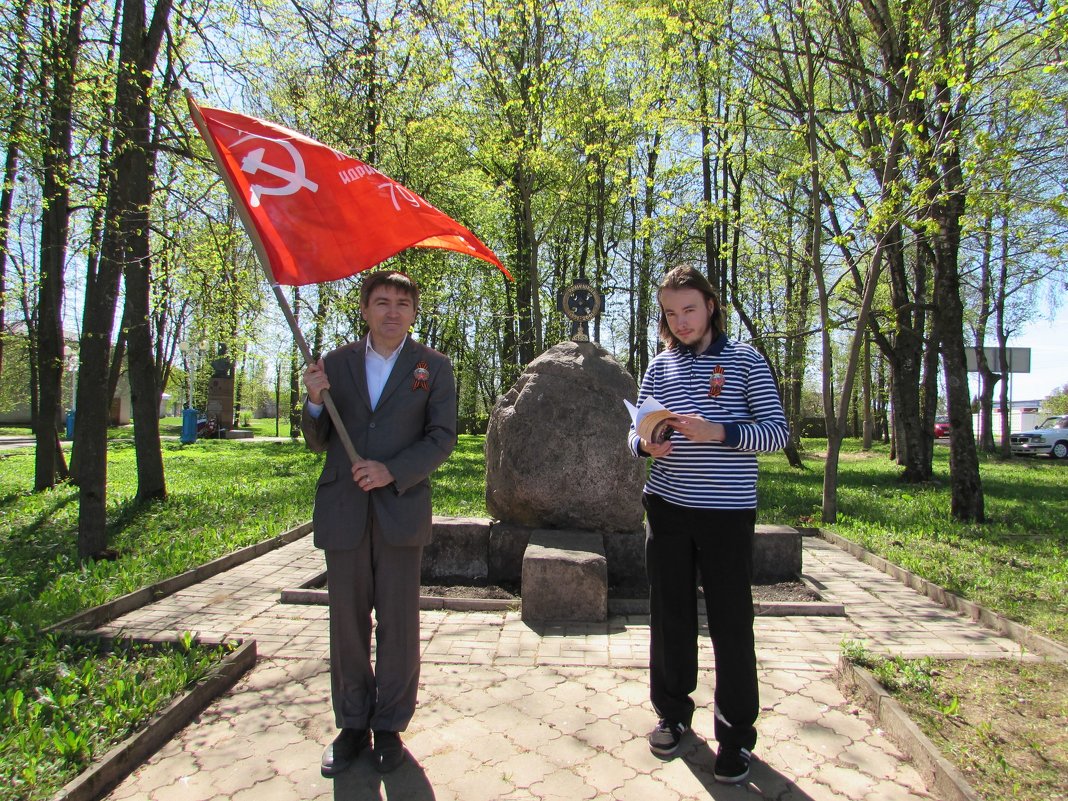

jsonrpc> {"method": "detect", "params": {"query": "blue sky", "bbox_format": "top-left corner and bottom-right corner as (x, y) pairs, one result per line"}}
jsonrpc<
(975, 306), (1068, 404)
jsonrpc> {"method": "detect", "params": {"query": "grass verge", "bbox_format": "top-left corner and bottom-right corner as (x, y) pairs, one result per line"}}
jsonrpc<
(758, 440), (1068, 644)
(842, 642), (1068, 801)
(2, 429), (1066, 800)
(0, 628), (234, 801)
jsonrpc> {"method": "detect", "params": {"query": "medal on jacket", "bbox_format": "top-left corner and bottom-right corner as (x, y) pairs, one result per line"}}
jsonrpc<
(412, 361), (430, 391)
(708, 365), (725, 397)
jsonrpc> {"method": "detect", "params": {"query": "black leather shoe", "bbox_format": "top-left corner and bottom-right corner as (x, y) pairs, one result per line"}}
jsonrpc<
(372, 730), (406, 773)
(321, 728), (369, 777)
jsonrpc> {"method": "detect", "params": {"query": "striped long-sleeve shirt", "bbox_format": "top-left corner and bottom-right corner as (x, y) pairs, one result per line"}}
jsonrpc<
(628, 335), (789, 510)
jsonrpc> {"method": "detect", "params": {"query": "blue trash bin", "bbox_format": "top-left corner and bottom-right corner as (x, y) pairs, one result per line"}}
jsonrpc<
(65, 410), (75, 440)
(181, 408), (199, 444)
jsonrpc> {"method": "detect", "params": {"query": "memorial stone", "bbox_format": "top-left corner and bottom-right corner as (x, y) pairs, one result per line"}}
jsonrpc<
(485, 340), (645, 533)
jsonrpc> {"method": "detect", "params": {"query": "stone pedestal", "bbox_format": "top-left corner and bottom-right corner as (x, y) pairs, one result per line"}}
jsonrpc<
(206, 353), (235, 427)
(521, 530), (607, 623)
(752, 524), (802, 583)
(422, 517), (492, 581)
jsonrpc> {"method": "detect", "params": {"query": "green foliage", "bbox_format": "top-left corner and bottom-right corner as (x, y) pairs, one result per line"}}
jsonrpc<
(1043, 383), (1068, 415)
(0, 625), (231, 801)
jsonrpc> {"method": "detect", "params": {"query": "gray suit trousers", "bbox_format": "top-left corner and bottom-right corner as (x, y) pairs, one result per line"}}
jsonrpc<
(325, 512), (423, 732)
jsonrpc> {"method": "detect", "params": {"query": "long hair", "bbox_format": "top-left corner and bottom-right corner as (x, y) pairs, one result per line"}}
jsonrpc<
(359, 269), (421, 311)
(656, 265), (725, 350)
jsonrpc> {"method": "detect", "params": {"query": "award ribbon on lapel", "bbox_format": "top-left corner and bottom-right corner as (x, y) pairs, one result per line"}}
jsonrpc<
(708, 365), (726, 397)
(412, 361), (430, 391)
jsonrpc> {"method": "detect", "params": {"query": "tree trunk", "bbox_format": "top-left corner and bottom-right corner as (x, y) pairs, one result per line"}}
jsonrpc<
(78, 0), (172, 554)
(930, 0), (984, 523)
(36, 0), (86, 492)
(76, 108), (125, 554)
(0, 0), (31, 381)
(118, 0), (174, 503)
(882, 232), (929, 480)
(862, 333), (873, 450)
(637, 129), (661, 378)
(935, 240), (984, 521)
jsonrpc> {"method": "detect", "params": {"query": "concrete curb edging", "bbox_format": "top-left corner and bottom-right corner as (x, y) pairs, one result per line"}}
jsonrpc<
(280, 570), (846, 616)
(818, 528), (1068, 661)
(835, 655), (982, 801)
(51, 638), (257, 801)
(46, 522), (313, 634)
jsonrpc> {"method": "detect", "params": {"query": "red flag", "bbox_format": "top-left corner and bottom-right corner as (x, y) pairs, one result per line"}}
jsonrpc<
(187, 95), (511, 285)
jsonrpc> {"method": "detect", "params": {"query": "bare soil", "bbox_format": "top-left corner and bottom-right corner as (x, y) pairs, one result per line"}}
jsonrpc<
(419, 579), (820, 602)
(884, 659), (1068, 801)
(420, 579), (519, 599)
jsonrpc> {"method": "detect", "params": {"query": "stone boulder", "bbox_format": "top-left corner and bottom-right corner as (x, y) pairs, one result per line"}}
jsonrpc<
(485, 341), (645, 533)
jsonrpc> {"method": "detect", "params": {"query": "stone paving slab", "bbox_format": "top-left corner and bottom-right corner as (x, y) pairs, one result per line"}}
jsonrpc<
(106, 658), (934, 801)
(97, 533), (1030, 800)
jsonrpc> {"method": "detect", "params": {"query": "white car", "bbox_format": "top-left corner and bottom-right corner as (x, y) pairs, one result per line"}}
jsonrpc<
(1010, 414), (1068, 459)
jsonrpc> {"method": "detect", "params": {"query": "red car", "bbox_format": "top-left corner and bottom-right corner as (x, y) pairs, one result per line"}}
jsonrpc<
(933, 417), (950, 438)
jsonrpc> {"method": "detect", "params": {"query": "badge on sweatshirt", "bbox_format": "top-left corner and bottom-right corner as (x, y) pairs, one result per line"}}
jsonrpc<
(413, 362), (430, 391)
(708, 365), (726, 397)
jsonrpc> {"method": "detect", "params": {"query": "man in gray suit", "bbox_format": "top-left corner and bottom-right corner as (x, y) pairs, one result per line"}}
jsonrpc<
(302, 270), (457, 776)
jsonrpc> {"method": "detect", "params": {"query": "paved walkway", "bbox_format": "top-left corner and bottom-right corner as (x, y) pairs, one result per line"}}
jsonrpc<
(97, 535), (1027, 801)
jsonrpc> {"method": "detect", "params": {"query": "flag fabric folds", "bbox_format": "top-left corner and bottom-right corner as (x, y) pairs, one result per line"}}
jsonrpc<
(187, 95), (510, 286)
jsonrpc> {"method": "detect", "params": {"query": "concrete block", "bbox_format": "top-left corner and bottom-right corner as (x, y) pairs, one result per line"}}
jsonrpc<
(224, 429), (253, 439)
(603, 530), (645, 592)
(422, 517), (492, 581)
(488, 522), (533, 583)
(521, 530), (607, 623)
(753, 524), (801, 583)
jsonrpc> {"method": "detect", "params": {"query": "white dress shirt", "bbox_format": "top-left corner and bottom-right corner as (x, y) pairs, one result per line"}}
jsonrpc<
(306, 336), (406, 418)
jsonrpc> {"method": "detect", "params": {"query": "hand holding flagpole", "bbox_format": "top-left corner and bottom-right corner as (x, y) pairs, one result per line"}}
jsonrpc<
(185, 91), (510, 467)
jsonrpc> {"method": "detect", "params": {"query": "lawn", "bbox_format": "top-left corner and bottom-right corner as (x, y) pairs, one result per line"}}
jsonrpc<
(843, 644), (1068, 800)
(1, 428), (1065, 801)
(757, 441), (1068, 644)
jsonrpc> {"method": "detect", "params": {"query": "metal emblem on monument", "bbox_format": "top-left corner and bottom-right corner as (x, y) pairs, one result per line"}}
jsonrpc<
(558, 273), (603, 343)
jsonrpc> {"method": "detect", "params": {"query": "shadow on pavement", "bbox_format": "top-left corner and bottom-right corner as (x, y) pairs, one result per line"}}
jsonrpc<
(684, 735), (818, 800)
(331, 750), (435, 800)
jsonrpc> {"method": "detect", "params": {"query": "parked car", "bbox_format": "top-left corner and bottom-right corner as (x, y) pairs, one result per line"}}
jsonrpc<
(1009, 414), (1068, 459)
(933, 417), (950, 438)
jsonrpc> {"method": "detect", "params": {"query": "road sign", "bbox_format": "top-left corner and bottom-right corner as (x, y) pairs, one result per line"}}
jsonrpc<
(964, 346), (1031, 373)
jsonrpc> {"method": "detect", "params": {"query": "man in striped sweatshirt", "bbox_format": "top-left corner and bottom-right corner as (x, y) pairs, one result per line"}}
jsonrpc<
(628, 266), (789, 783)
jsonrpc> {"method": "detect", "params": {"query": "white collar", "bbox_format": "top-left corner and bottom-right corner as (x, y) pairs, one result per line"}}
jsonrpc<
(366, 335), (406, 360)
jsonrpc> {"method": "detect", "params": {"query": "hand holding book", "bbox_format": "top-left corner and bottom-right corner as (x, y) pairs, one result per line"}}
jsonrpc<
(624, 397), (678, 444)
(625, 398), (728, 447)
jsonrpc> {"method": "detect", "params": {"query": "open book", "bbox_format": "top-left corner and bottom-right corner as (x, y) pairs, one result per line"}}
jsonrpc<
(624, 397), (678, 444)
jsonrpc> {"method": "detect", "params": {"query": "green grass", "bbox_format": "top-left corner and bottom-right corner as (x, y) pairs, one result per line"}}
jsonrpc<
(841, 642), (1068, 801)
(1, 629), (233, 801)
(757, 440), (1068, 644)
(0, 439), (323, 630)
(2, 430), (1066, 800)
(0, 433), (322, 801)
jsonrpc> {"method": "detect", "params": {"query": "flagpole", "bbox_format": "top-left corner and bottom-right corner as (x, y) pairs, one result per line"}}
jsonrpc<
(186, 90), (361, 466)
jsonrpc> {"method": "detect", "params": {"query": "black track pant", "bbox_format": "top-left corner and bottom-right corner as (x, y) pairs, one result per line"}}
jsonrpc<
(644, 493), (758, 751)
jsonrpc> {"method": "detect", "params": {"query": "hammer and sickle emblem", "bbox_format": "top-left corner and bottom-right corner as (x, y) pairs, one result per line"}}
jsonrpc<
(233, 133), (319, 208)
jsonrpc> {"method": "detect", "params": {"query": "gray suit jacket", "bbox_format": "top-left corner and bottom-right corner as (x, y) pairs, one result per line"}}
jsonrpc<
(301, 336), (457, 550)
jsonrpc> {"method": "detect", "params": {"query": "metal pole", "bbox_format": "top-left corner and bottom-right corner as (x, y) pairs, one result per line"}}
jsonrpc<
(271, 283), (361, 465)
